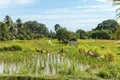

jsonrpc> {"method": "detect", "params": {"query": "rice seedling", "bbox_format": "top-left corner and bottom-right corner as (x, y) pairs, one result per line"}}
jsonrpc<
(0, 39), (119, 79)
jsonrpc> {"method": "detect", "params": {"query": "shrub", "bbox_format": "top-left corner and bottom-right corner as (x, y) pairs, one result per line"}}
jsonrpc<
(97, 69), (110, 79)
(97, 64), (120, 79)
(117, 46), (120, 51)
(0, 75), (58, 80)
(78, 46), (87, 54)
(100, 45), (106, 49)
(104, 53), (114, 62)
(86, 47), (100, 57)
(0, 45), (22, 51)
(9, 45), (23, 51)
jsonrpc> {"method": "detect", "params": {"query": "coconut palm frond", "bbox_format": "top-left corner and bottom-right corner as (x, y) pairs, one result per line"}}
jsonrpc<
(116, 13), (120, 19)
(113, 0), (120, 19)
(114, 2), (120, 5)
(113, 0), (120, 1)
(116, 7), (120, 10)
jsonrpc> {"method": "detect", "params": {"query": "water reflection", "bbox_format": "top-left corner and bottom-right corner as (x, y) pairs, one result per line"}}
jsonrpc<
(0, 61), (20, 74)
(0, 53), (89, 75)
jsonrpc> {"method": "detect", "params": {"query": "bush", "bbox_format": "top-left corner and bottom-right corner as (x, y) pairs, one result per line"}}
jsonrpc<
(9, 45), (23, 51)
(100, 45), (106, 49)
(104, 53), (114, 62)
(78, 46), (87, 54)
(97, 69), (110, 79)
(91, 30), (109, 39)
(0, 75), (58, 80)
(97, 64), (120, 79)
(0, 45), (22, 51)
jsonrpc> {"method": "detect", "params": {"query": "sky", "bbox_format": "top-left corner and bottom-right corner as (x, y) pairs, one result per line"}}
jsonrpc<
(0, 0), (118, 32)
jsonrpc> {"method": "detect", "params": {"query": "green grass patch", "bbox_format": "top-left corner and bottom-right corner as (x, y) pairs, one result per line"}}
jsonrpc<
(0, 45), (22, 51)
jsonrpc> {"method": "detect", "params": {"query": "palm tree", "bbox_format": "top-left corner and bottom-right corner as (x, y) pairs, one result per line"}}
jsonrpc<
(16, 18), (23, 29)
(16, 18), (23, 34)
(112, 0), (120, 18)
(4, 15), (13, 27)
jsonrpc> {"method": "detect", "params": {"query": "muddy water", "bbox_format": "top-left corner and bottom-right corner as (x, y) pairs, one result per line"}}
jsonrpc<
(0, 53), (89, 75)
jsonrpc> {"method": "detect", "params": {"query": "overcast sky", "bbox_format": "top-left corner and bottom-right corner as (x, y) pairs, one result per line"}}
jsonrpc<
(0, 0), (118, 31)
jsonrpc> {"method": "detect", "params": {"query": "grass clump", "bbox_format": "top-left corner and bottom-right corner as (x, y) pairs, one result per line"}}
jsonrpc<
(97, 64), (120, 79)
(0, 75), (59, 80)
(0, 39), (119, 79)
(0, 45), (22, 51)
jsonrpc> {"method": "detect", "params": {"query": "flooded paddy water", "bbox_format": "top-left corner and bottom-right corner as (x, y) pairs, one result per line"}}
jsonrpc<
(0, 53), (89, 75)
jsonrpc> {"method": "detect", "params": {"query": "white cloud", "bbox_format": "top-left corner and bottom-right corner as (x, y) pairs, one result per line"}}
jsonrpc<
(13, 14), (98, 21)
(77, 3), (117, 12)
(96, 0), (110, 3)
(0, 0), (35, 8)
(96, 0), (107, 3)
(0, 0), (116, 31)
(44, 3), (117, 14)
(14, 0), (35, 4)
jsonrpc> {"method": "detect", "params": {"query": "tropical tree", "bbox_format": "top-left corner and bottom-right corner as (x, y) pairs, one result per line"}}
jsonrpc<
(56, 27), (70, 44)
(54, 24), (60, 32)
(24, 21), (48, 39)
(91, 30), (109, 39)
(4, 15), (16, 38)
(113, 29), (120, 40)
(4, 15), (13, 27)
(48, 30), (56, 39)
(76, 29), (87, 39)
(94, 19), (120, 33)
(0, 22), (11, 41)
(16, 18), (23, 29)
(93, 19), (120, 39)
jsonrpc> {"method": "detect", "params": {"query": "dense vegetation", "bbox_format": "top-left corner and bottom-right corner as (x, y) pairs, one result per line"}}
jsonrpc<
(0, 15), (120, 44)
(0, 16), (49, 41)
(0, 39), (120, 80)
(0, 0), (120, 80)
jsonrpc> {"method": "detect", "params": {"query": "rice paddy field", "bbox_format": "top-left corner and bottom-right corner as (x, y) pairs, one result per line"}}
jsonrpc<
(0, 39), (120, 80)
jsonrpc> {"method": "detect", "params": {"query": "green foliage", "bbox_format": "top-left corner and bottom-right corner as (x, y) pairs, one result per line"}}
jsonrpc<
(16, 18), (22, 29)
(104, 53), (114, 62)
(16, 32), (26, 40)
(97, 64), (120, 79)
(90, 30), (109, 39)
(0, 16), (50, 41)
(94, 19), (120, 33)
(97, 69), (110, 79)
(113, 29), (120, 40)
(0, 15), (120, 41)
(48, 30), (56, 39)
(0, 75), (59, 80)
(90, 19), (120, 39)
(0, 39), (119, 79)
(0, 22), (11, 41)
(0, 45), (22, 51)
(112, 0), (120, 19)
(56, 27), (71, 44)
(24, 21), (48, 39)
(4, 15), (13, 26)
(54, 24), (60, 32)
(76, 29), (87, 39)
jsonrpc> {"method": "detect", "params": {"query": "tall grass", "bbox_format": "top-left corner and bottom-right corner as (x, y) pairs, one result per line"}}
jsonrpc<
(0, 39), (119, 79)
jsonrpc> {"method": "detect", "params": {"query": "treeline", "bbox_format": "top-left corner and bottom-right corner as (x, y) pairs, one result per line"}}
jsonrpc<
(0, 15), (120, 42)
(0, 15), (49, 41)
(53, 19), (120, 44)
